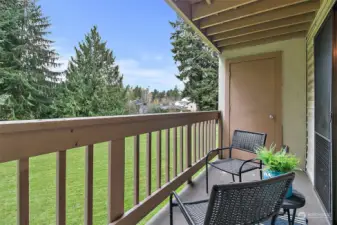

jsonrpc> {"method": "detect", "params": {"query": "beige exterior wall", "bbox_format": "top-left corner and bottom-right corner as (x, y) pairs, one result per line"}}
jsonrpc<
(218, 38), (307, 169)
(306, 0), (336, 184)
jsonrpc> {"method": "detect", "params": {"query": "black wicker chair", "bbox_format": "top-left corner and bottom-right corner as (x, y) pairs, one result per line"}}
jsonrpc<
(170, 172), (295, 225)
(206, 130), (267, 193)
(282, 145), (289, 153)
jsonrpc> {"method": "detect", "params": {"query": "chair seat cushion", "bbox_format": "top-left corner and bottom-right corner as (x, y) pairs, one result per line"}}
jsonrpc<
(184, 201), (208, 225)
(209, 158), (259, 175)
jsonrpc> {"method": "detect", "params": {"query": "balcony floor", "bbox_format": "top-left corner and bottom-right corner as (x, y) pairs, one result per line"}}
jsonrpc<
(148, 167), (330, 225)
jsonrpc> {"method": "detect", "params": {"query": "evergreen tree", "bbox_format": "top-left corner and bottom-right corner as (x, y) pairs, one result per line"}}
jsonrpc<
(172, 85), (181, 101)
(152, 89), (159, 101)
(170, 17), (218, 111)
(166, 85), (180, 101)
(0, 0), (22, 69)
(53, 26), (126, 117)
(0, 0), (60, 120)
(21, 0), (60, 81)
(158, 91), (166, 101)
(133, 86), (143, 100)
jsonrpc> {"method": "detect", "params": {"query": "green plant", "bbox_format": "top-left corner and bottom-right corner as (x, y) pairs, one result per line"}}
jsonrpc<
(256, 145), (300, 173)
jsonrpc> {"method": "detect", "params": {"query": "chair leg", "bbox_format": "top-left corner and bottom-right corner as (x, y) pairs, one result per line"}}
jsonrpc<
(170, 193), (173, 225)
(239, 173), (242, 182)
(271, 215), (278, 225)
(232, 174), (235, 182)
(291, 209), (297, 225)
(206, 162), (209, 194)
(286, 209), (291, 224)
(260, 169), (263, 180)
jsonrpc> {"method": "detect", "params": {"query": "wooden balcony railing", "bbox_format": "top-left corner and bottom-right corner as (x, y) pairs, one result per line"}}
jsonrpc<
(0, 111), (223, 225)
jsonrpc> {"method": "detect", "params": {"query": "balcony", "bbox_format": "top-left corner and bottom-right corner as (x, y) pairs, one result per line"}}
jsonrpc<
(0, 111), (220, 224)
(0, 111), (329, 224)
(148, 170), (329, 225)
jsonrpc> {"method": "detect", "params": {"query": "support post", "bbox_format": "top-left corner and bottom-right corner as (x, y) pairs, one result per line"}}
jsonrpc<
(186, 124), (192, 184)
(108, 139), (125, 223)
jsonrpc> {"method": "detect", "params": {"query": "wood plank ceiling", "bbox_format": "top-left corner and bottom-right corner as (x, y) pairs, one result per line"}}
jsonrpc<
(165, 0), (320, 53)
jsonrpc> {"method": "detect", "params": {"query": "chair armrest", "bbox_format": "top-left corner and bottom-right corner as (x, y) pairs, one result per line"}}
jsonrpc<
(206, 147), (231, 162)
(170, 191), (195, 225)
(238, 158), (261, 174)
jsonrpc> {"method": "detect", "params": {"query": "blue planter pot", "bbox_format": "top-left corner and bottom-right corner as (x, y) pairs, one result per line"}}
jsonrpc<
(263, 170), (293, 198)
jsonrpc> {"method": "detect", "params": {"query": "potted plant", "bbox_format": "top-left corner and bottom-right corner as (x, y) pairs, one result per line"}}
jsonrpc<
(256, 145), (300, 198)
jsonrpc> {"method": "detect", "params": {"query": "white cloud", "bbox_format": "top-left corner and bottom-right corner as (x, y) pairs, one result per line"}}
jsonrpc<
(154, 55), (164, 61)
(54, 57), (70, 73)
(117, 58), (183, 90)
(140, 53), (164, 62)
(50, 47), (183, 90)
(51, 41), (72, 73)
(118, 59), (170, 78)
(50, 51), (72, 82)
(55, 57), (69, 82)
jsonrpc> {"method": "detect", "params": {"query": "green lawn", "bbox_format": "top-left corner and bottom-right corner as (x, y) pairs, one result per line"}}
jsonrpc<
(0, 128), (212, 224)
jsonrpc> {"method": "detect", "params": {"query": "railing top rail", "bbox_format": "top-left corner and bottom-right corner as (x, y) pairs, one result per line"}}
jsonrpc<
(0, 111), (219, 134)
(0, 111), (220, 163)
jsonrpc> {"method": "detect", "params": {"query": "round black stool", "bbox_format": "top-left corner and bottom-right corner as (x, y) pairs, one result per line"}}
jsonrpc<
(282, 189), (306, 225)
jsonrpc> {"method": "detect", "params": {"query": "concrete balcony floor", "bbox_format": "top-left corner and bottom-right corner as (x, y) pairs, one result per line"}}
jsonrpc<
(148, 167), (330, 225)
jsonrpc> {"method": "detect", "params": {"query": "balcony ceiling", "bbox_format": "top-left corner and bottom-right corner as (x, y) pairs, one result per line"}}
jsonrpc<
(165, 0), (320, 53)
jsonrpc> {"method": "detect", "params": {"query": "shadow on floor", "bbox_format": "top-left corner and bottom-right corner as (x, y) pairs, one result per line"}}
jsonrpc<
(147, 167), (330, 225)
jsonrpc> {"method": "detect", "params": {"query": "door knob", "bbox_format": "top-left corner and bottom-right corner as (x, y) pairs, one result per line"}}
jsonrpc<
(269, 114), (274, 119)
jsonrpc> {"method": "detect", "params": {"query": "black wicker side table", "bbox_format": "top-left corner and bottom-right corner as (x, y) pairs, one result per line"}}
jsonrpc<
(282, 189), (306, 225)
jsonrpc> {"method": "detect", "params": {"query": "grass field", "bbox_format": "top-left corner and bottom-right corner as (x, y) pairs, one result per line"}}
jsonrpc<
(0, 128), (209, 224)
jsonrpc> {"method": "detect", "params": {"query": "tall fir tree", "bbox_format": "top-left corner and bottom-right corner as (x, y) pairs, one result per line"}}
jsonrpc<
(168, 85), (180, 101)
(152, 89), (159, 101)
(132, 86), (143, 100)
(53, 26), (126, 117)
(0, 0), (60, 120)
(170, 17), (218, 111)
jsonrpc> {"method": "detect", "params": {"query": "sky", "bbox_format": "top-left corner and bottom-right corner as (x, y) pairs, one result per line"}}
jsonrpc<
(39, 0), (182, 91)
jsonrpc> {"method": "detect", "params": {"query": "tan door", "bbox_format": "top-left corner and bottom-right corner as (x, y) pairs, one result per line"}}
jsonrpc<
(227, 52), (282, 159)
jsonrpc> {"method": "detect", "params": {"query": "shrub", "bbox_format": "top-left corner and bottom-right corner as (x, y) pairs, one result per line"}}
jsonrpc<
(256, 145), (300, 173)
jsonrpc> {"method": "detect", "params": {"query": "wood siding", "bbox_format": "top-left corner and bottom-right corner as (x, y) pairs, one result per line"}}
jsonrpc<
(306, 0), (336, 183)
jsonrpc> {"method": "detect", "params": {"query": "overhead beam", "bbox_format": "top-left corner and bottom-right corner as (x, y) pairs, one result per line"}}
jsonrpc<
(217, 23), (310, 47)
(165, 0), (220, 53)
(207, 0), (320, 36)
(220, 31), (306, 51)
(192, 0), (258, 21)
(205, 0), (212, 5)
(212, 12), (315, 42)
(200, 0), (311, 29)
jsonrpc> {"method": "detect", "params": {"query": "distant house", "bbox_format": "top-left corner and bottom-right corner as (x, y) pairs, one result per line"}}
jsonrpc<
(186, 102), (197, 112)
(174, 98), (197, 112)
(139, 103), (148, 114)
(130, 99), (148, 114)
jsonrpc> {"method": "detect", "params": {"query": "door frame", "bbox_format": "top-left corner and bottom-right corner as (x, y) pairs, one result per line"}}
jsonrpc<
(314, 11), (333, 221)
(312, 6), (337, 223)
(224, 52), (283, 148)
(331, 4), (337, 223)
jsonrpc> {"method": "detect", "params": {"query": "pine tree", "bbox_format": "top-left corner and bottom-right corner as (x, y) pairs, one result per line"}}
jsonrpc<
(152, 89), (159, 101)
(21, 0), (60, 79)
(0, 0), (60, 120)
(132, 86), (143, 100)
(169, 85), (180, 101)
(53, 26), (126, 117)
(0, 0), (22, 69)
(170, 17), (218, 111)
